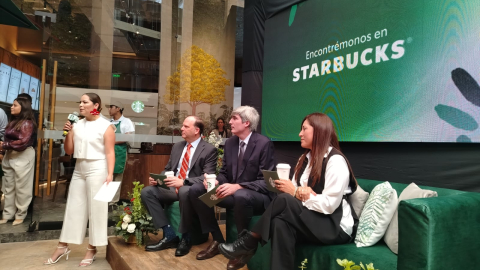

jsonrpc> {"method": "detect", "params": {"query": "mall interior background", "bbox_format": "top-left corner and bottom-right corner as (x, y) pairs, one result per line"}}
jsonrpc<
(0, 0), (245, 240)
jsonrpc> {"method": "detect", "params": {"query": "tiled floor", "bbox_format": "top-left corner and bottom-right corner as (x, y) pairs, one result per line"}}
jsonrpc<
(1, 179), (71, 235)
(0, 180), (119, 243)
(0, 237), (111, 270)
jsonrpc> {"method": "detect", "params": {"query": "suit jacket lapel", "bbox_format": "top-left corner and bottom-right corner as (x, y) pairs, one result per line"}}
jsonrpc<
(232, 137), (239, 181)
(172, 141), (187, 173)
(189, 140), (205, 170)
(237, 133), (256, 180)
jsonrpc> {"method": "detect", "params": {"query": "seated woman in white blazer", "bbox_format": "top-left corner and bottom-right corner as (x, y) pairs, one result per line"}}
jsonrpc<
(44, 93), (116, 267)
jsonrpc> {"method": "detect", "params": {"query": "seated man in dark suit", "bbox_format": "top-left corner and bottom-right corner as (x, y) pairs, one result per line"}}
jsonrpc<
(182, 106), (276, 269)
(141, 116), (217, 256)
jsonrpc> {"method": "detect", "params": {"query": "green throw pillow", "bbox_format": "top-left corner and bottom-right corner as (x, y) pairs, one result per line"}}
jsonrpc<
(355, 181), (398, 247)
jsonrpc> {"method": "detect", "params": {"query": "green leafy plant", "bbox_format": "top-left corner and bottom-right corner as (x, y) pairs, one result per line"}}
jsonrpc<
(337, 259), (379, 270)
(114, 182), (158, 246)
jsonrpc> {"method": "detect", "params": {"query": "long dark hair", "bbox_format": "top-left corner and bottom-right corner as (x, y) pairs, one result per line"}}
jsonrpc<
(216, 117), (225, 130)
(10, 96), (37, 130)
(293, 113), (356, 187)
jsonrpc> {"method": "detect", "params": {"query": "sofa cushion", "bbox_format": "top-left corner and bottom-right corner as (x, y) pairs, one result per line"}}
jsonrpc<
(355, 181), (398, 247)
(384, 183), (438, 254)
(357, 178), (464, 197)
(351, 185), (369, 217)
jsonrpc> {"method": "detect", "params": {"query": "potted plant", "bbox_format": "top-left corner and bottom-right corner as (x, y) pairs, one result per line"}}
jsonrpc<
(114, 181), (158, 246)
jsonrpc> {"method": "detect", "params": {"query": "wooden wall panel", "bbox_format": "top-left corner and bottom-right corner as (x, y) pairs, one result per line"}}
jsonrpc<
(23, 61), (38, 78)
(15, 57), (24, 71)
(2, 50), (16, 67)
(153, 143), (173, 154)
(120, 154), (171, 199)
(0, 46), (41, 79)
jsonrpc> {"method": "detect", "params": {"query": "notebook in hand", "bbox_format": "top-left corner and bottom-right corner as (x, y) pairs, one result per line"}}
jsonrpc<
(149, 173), (170, 190)
(198, 185), (227, 208)
(262, 170), (281, 193)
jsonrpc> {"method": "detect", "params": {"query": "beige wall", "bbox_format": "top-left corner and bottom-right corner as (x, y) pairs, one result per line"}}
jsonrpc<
(89, 0), (114, 89)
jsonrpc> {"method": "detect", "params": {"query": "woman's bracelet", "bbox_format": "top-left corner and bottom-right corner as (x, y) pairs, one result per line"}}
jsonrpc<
(293, 186), (299, 197)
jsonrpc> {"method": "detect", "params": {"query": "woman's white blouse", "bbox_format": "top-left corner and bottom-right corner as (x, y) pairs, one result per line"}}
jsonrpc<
(292, 147), (354, 236)
(73, 117), (114, 159)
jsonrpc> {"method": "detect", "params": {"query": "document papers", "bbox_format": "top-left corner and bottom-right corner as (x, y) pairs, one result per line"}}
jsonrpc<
(93, 182), (121, 202)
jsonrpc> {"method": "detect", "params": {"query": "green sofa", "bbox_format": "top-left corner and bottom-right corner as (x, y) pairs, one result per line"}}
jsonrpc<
(226, 178), (480, 270)
(164, 201), (209, 245)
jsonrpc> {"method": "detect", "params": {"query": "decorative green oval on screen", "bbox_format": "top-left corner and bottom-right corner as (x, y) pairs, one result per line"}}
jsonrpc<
(434, 104), (478, 131)
(289, 5), (297, 26)
(456, 135), (472, 142)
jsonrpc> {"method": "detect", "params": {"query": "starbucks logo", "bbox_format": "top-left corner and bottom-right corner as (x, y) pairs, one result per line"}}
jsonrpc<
(210, 194), (218, 201)
(131, 100), (145, 113)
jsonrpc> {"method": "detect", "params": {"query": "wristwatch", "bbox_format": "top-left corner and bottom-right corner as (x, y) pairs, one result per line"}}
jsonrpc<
(183, 179), (189, 186)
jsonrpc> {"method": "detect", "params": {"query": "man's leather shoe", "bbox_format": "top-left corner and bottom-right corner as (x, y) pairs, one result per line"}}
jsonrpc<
(218, 230), (257, 261)
(175, 237), (192, 257)
(227, 257), (247, 270)
(196, 240), (220, 260)
(145, 236), (179, 251)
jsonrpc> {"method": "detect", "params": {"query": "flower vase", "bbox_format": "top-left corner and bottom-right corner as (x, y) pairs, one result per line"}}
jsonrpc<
(126, 235), (137, 244)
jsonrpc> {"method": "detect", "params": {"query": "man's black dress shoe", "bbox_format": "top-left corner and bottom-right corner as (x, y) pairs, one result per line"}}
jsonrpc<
(175, 237), (192, 257)
(145, 236), (179, 251)
(218, 230), (257, 261)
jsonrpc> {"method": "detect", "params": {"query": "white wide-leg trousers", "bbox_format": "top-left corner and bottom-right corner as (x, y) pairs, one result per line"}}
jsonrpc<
(59, 159), (108, 246)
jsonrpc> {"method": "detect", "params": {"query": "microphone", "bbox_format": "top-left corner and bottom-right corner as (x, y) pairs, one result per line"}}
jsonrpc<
(63, 112), (79, 137)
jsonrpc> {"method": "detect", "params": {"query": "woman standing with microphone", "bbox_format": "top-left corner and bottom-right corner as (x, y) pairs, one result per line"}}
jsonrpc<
(44, 93), (115, 267)
(0, 96), (36, 226)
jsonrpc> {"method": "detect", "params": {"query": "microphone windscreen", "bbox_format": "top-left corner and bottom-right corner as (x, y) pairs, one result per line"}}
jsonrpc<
(68, 113), (80, 123)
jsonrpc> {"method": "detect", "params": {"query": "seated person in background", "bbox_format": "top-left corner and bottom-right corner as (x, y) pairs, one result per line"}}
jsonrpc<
(141, 116), (217, 255)
(212, 117), (231, 138)
(218, 112), (359, 270)
(183, 106), (275, 269)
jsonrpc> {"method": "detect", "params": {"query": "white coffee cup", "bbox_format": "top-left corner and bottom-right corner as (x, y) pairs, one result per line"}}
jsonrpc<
(165, 171), (175, 178)
(276, 163), (291, 180)
(205, 174), (217, 192)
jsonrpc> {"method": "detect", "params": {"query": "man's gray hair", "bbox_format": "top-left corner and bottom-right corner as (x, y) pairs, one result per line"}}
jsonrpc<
(231, 106), (260, 132)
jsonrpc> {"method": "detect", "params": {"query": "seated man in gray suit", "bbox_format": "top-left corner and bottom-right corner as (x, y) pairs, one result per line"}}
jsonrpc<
(141, 116), (217, 256)
(184, 106), (276, 269)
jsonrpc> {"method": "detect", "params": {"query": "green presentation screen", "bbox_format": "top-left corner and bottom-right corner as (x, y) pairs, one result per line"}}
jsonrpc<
(262, 0), (480, 142)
